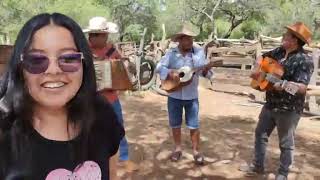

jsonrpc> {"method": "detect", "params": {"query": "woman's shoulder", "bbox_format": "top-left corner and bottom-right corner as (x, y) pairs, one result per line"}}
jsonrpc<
(90, 94), (124, 156)
(93, 94), (117, 123)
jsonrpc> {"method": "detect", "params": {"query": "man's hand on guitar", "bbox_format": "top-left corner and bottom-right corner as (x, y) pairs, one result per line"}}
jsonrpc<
(273, 81), (299, 95)
(250, 71), (261, 80)
(282, 81), (300, 95)
(167, 71), (180, 81)
(273, 82), (284, 91)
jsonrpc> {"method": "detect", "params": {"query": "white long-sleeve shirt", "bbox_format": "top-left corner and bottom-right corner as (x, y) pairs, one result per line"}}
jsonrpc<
(156, 46), (213, 100)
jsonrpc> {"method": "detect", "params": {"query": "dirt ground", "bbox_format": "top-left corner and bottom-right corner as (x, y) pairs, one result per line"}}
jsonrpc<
(117, 81), (320, 180)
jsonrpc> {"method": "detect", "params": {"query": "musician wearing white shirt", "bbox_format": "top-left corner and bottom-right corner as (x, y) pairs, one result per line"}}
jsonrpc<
(156, 23), (213, 165)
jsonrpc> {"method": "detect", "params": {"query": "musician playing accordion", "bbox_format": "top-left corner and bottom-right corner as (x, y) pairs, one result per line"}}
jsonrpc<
(83, 17), (139, 174)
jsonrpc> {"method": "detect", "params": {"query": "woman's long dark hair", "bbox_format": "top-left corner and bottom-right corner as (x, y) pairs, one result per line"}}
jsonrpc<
(0, 13), (98, 177)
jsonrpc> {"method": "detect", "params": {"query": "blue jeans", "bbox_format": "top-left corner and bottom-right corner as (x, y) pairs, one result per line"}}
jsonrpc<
(254, 106), (300, 176)
(167, 97), (199, 129)
(111, 100), (129, 161)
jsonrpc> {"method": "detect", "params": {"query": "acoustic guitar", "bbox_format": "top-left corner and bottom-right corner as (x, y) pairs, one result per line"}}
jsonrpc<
(161, 60), (223, 92)
(250, 57), (299, 95)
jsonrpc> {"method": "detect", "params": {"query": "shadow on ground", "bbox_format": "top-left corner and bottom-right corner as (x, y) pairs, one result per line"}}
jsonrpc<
(119, 96), (320, 180)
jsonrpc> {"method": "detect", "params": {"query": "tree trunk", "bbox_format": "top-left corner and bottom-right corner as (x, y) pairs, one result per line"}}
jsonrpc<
(161, 23), (166, 42)
(208, 32), (214, 41)
(223, 27), (233, 39)
(136, 28), (148, 90)
(208, 20), (217, 41)
(160, 24), (168, 51)
(119, 34), (124, 42)
(199, 26), (203, 36)
(223, 20), (244, 38)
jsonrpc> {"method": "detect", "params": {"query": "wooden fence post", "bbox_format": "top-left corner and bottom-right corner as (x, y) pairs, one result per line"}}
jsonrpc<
(307, 48), (320, 113)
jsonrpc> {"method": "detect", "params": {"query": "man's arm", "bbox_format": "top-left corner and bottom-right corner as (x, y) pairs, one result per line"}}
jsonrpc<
(155, 51), (171, 80)
(274, 57), (314, 95)
(273, 81), (307, 94)
(250, 56), (263, 79)
(198, 49), (214, 79)
(113, 48), (122, 59)
(104, 43), (123, 60)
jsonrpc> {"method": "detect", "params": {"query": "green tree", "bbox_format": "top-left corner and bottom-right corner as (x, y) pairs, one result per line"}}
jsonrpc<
(96, 0), (158, 42)
(0, 0), (52, 40)
(187, 0), (222, 40)
(217, 0), (268, 38)
(46, 0), (108, 27)
(0, 0), (319, 43)
(262, 0), (319, 37)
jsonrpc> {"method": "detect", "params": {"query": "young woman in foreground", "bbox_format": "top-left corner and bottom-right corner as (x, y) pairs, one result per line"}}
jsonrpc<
(0, 13), (124, 180)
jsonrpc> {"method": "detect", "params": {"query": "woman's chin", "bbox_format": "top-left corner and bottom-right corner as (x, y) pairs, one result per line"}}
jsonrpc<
(36, 99), (69, 110)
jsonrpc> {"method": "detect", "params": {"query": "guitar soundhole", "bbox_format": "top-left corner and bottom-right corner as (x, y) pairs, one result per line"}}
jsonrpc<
(179, 72), (185, 77)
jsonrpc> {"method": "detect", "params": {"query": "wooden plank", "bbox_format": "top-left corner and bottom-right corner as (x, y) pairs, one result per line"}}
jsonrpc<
(211, 57), (254, 65)
(307, 90), (320, 96)
(303, 111), (320, 117)
(256, 43), (262, 59)
(260, 35), (282, 42)
(213, 67), (252, 74)
(216, 38), (259, 44)
(208, 46), (257, 54)
(116, 41), (136, 45)
(307, 49), (320, 112)
(241, 64), (247, 70)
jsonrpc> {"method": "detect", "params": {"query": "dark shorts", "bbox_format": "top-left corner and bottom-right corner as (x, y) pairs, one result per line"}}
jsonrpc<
(167, 97), (199, 129)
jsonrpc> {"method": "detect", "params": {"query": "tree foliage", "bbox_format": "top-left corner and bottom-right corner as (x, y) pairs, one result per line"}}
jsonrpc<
(0, 0), (319, 43)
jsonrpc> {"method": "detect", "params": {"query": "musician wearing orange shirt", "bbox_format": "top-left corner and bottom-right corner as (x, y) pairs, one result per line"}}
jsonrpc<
(242, 22), (314, 180)
(84, 17), (139, 172)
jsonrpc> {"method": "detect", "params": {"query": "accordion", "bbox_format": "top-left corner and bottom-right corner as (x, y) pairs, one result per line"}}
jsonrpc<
(94, 59), (133, 91)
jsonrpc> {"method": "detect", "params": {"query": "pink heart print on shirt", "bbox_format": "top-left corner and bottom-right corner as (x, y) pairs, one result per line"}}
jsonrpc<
(46, 161), (102, 180)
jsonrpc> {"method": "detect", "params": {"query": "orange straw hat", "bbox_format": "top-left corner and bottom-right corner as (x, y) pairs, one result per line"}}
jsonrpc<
(285, 22), (312, 45)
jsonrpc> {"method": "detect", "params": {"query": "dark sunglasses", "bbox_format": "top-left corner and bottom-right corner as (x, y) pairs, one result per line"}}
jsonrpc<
(21, 52), (83, 74)
(90, 33), (100, 37)
(89, 33), (107, 37)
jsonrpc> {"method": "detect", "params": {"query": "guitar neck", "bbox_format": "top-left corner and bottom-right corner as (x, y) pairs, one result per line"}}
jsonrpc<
(193, 61), (223, 73)
(193, 65), (210, 73)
